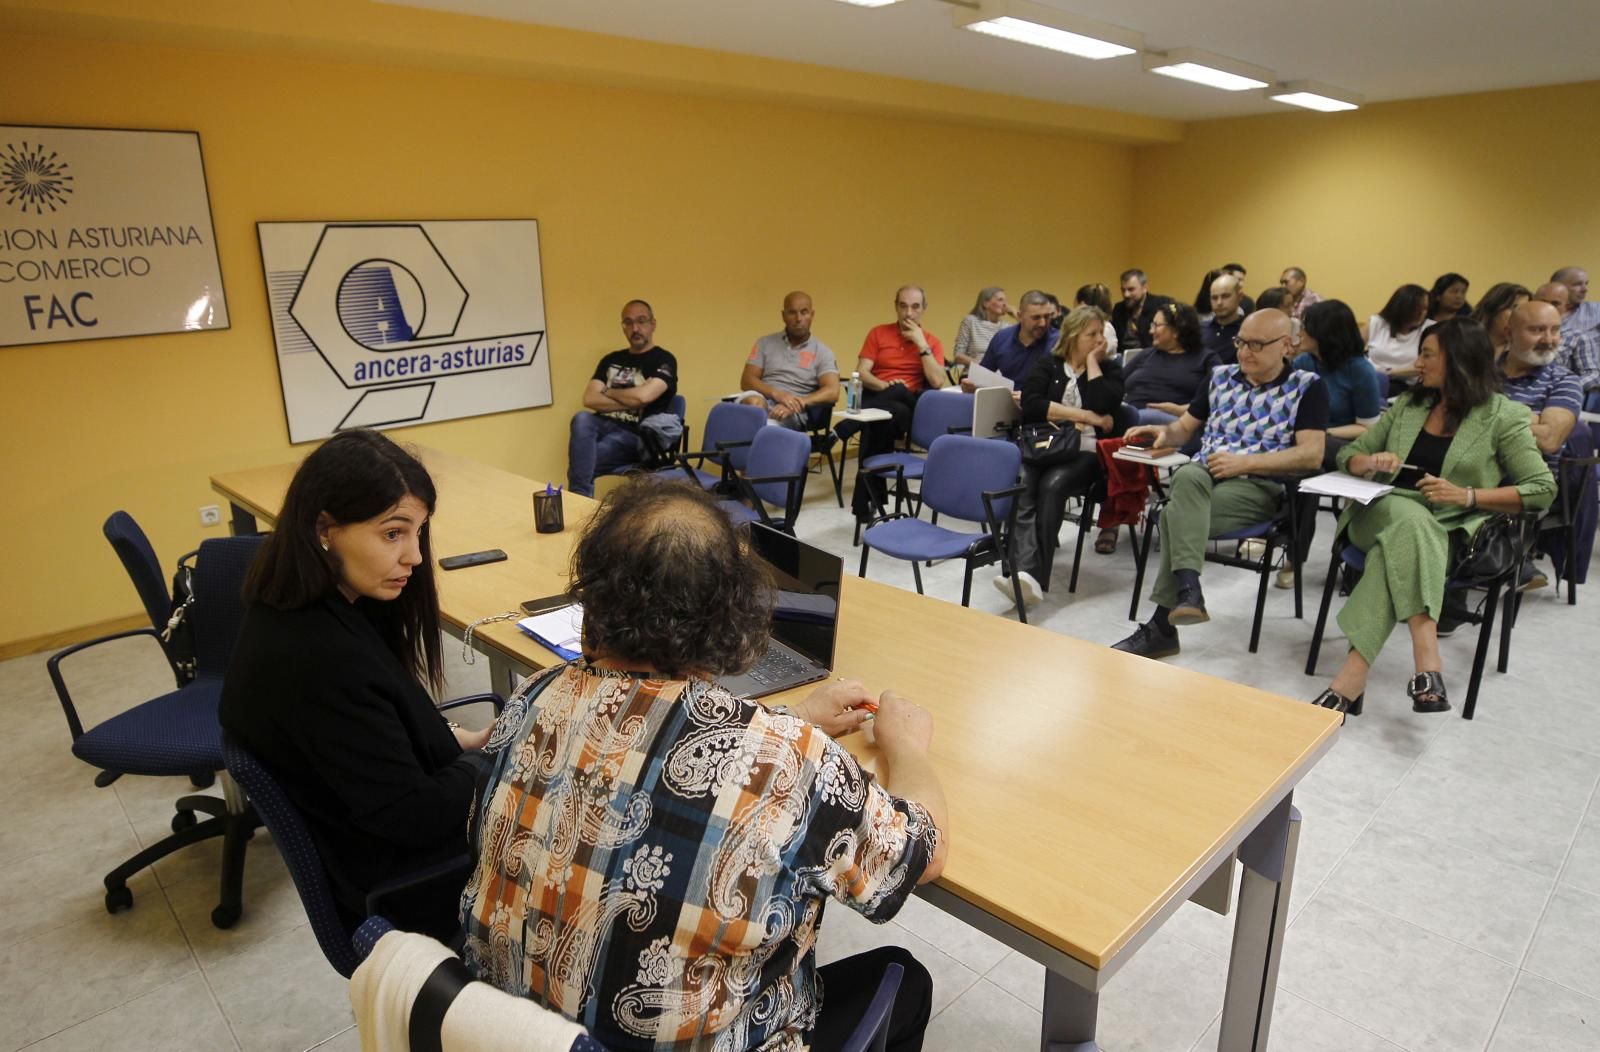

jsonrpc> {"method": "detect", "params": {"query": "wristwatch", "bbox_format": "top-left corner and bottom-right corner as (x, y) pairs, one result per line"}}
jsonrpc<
(919, 348), (932, 358)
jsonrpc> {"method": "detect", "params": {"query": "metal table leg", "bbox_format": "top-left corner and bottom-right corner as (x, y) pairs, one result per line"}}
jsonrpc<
(1043, 970), (1101, 1052)
(1218, 794), (1300, 1051)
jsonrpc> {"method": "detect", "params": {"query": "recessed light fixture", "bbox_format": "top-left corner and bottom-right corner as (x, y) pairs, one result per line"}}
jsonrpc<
(952, 0), (1140, 60)
(828, 0), (902, 6)
(1266, 80), (1362, 112)
(1144, 48), (1272, 92)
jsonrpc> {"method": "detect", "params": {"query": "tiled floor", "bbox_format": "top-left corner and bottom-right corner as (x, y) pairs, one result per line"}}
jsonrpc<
(3, 463), (1597, 1051)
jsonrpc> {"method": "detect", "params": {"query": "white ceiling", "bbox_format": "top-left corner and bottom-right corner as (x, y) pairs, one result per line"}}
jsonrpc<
(382, 0), (1600, 121)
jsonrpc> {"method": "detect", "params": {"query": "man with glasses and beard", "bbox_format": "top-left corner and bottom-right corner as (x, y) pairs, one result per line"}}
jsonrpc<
(1499, 300), (1582, 464)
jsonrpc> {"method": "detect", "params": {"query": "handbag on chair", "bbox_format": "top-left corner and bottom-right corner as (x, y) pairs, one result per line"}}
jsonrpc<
(1016, 423), (1082, 469)
(1450, 514), (1523, 582)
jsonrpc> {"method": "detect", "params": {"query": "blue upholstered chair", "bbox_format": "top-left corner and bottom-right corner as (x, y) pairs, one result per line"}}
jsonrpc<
(1304, 513), (1539, 719)
(720, 425), (813, 533)
(658, 401), (767, 490)
(859, 434), (1027, 621)
(101, 510), (197, 686)
(1126, 478), (1306, 652)
(47, 531), (265, 926)
(859, 389), (976, 516)
(221, 694), (499, 978)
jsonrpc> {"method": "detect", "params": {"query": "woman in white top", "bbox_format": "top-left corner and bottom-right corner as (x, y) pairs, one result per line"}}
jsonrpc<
(1366, 283), (1432, 383)
(952, 286), (1012, 368)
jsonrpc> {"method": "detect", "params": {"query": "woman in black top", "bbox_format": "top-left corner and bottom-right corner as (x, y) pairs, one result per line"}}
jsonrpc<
(999, 305), (1125, 605)
(219, 429), (491, 938)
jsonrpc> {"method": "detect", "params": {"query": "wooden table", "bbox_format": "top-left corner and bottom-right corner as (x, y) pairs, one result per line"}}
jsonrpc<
(213, 446), (1340, 1052)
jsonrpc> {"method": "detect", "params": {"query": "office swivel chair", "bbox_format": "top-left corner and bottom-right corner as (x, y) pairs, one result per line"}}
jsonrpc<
(48, 530), (265, 926)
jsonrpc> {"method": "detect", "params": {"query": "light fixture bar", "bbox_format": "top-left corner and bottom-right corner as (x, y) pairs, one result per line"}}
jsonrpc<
(1144, 48), (1272, 92)
(953, 0), (1140, 61)
(1266, 80), (1361, 112)
(829, 0), (902, 6)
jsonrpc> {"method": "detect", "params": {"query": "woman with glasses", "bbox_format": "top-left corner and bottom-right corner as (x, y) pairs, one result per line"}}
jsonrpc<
(1313, 318), (1554, 717)
(1122, 302), (1218, 425)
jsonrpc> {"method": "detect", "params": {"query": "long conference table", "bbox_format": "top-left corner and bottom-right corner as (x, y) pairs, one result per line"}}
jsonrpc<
(212, 445), (1340, 1052)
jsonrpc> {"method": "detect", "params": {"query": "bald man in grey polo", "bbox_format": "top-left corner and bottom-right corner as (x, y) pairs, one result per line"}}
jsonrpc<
(740, 292), (841, 430)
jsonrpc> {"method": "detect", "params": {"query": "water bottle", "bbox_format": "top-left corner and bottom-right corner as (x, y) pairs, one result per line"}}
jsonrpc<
(847, 371), (861, 413)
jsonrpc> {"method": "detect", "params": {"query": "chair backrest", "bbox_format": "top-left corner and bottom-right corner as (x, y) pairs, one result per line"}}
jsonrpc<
(701, 401), (768, 472)
(909, 389), (976, 451)
(920, 434), (1021, 524)
(190, 534), (265, 681)
(744, 426), (812, 513)
(222, 730), (363, 978)
(102, 511), (174, 634)
(840, 962), (904, 1052)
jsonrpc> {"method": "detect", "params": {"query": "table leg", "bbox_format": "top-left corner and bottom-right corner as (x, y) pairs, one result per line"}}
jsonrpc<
(488, 649), (520, 698)
(1042, 970), (1100, 1052)
(228, 502), (258, 536)
(1218, 795), (1300, 1052)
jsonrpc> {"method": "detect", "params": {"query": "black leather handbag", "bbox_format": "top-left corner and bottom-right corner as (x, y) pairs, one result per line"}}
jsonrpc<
(1016, 423), (1082, 469)
(1451, 514), (1522, 582)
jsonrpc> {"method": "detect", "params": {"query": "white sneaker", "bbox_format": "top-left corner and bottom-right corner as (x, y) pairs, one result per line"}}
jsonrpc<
(994, 571), (1043, 608)
(1275, 565), (1297, 590)
(1238, 538), (1267, 560)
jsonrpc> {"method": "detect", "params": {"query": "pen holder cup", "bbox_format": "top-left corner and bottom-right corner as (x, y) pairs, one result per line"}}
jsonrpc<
(533, 491), (564, 534)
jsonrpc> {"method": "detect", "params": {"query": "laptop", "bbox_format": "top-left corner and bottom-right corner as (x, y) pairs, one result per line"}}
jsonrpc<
(716, 524), (841, 700)
(972, 384), (1021, 440)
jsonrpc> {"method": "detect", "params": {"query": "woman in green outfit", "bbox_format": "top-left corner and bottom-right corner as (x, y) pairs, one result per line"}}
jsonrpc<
(1315, 318), (1555, 716)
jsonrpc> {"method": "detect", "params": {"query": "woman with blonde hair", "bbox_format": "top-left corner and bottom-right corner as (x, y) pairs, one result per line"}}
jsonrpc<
(997, 305), (1127, 605)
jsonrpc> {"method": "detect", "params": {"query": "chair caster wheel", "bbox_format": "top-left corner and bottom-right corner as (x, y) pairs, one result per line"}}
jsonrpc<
(171, 810), (197, 832)
(190, 771), (216, 789)
(211, 904), (241, 929)
(105, 885), (133, 913)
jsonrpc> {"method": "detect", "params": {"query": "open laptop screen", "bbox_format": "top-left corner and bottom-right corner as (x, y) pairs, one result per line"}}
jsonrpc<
(748, 523), (840, 670)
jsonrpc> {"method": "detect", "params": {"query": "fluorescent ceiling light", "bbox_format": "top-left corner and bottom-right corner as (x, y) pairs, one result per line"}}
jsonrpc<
(1144, 48), (1271, 92)
(1267, 80), (1361, 112)
(829, 0), (901, 6)
(953, 0), (1140, 61)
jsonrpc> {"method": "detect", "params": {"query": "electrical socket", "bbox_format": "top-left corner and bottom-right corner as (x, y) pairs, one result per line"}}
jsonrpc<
(199, 504), (222, 527)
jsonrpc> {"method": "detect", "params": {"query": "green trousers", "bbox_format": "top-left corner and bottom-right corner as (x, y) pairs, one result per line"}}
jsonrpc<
(1150, 464), (1283, 608)
(1336, 492), (1451, 665)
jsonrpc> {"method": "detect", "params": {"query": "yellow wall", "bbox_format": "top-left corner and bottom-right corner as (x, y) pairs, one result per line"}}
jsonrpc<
(1128, 80), (1600, 320)
(0, 27), (1134, 647)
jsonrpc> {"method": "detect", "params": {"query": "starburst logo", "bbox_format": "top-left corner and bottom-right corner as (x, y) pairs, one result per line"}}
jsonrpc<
(1, 141), (74, 215)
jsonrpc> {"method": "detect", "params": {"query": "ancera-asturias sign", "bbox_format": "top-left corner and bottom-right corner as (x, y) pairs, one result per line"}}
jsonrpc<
(0, 125), (228, 348)
(257, 220), (553, 443)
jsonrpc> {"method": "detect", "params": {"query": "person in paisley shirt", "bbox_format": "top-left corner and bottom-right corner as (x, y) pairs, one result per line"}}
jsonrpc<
(460, 477), (948, 1051)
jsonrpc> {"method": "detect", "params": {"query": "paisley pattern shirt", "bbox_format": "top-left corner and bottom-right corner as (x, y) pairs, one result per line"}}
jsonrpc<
(459, 662), (939, 1051)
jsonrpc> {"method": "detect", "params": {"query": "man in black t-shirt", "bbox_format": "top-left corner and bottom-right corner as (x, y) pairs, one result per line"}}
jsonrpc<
(567, 299), (683, 496)
(1110, 268), (1174, 352)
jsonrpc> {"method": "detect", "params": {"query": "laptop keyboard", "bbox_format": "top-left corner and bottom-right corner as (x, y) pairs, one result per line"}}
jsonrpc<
(745, 646), (817, 686)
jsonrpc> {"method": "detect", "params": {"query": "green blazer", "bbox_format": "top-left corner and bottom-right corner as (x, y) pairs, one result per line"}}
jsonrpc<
(1335, 391), (1556, 537)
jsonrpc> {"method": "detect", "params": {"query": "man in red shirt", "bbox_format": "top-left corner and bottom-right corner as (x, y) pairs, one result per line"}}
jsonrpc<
(847, 285), (949, 519)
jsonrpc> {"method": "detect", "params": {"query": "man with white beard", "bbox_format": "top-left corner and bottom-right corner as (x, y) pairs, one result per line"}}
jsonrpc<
(1498, 300), (1582, 464)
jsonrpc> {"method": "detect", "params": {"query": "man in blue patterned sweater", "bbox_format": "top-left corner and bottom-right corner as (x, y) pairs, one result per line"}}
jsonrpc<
(1113, 308), (1329, 658)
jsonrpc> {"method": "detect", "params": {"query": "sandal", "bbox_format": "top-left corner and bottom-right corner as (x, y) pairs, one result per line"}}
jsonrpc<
(1311, 688), (1364, 723)
(1094, 528), (1119, 555)
(1407, 671), (1450, 714)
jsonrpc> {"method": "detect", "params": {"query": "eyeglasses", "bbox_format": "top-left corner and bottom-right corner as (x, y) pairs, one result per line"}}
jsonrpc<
(1232, 335), (1288, 354)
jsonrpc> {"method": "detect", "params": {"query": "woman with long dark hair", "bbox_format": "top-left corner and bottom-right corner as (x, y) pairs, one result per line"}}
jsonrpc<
(1314, 319), (1554, 717)
(1366, 283), (1432, 385)
(220, 429), (489, 938)
(1470, 281), (1532, 356)
(1428, 271), (1472, 322)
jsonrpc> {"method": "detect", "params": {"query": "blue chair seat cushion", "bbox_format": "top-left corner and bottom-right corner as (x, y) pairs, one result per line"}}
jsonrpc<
(1216, 518), (1277, 541)
(1342, 544), (1365, 572)
(861, 453), (926, 480)
(719, 500), (761, 526)
(71, 679), (223, 775)
(653, 465), (720, 490)
(863, 518), (991, 561)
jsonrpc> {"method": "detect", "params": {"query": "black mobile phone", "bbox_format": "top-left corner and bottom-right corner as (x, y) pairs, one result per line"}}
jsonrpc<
(520, 594), (570, 616)
(438, 549), (507, 570)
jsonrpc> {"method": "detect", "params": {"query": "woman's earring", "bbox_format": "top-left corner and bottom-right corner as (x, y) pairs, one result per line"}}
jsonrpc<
(320, 539), (329, 552)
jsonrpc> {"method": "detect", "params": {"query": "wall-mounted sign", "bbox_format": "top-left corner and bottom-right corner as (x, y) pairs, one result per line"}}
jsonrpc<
(0, 125), (228, 348)
(257, 220), (553, 443)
